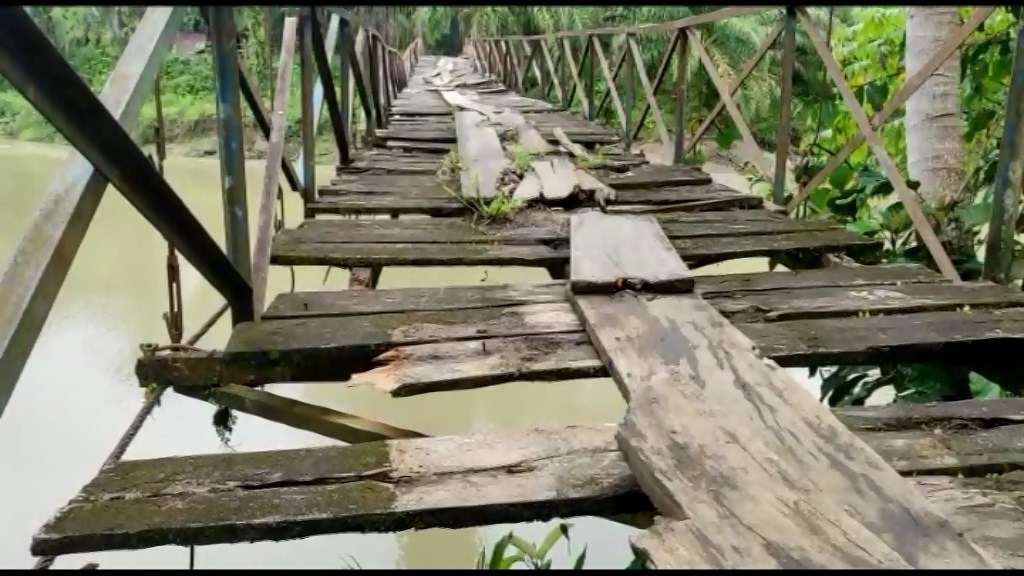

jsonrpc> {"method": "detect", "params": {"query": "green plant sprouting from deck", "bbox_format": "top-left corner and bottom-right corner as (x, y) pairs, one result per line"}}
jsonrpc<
(438, 150), (463, 181)
(507, 143), (538, 173)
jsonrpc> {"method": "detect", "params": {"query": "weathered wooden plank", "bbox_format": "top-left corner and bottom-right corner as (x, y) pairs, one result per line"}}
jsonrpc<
(321, 175), (448, 195)
(176, 384), (426, 444)
(454, 110), (510, 199)
(597, 164), (712, 188)
(672, 230), (882, 267)
(30, 426), (645, 555)
(264, 282), (566, 319)
(913, 473), (1024, 570)
(281, 219), (562, 245)
(271, 240), (568, 268)
(264, 265), (947, 321)
(614, 183), (760, 205)
(570, 211), (693, 294)
(741, 308), (1024, 367)
(226, 302), (582, 370)
(709, 281), (1024, 323)
(271, 230), (879, 269)
(571, 292), (993, 568)
(32, 424), (1024, 562)
(308, 195), (465, 217)
(512, 170), (543, 202)
(695, 264), (944, 295)
(348, 333), (604, 397)
(835, 398), (1024, 432)
(531, 158), (578, 201)
(861, 423), (1024, 476)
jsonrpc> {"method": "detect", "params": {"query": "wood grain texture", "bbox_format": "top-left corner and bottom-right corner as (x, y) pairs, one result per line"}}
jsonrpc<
(31, 426), (644, 556)
(572, 292), (992, 568)
(453, 110), (509, 199)
(32, 424), (1024, 562)
(570, 211), (693, 294)
(531, 157), (578, 201)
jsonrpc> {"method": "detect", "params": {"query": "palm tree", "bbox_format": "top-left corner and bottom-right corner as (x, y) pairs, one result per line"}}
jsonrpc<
(904, 7), (966, 209)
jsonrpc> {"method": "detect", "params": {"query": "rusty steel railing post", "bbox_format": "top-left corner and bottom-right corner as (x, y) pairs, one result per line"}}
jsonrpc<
(299, 8), (316, 217)
(673, 30), (689, 164)
(210, 7), (252, 281)
(773, 7), (797, 206)
(984, 16), (1024, 283)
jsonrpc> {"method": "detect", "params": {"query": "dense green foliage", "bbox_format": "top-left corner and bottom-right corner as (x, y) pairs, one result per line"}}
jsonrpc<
(0, 7), (419, 148)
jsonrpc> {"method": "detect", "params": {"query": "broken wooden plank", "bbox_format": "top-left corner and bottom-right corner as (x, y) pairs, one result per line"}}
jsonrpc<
(512, 170), (542, 202)
(531, 157), (578, 201)
(30, 426), (646, 556)
(176, 384), (426, 444)
(454, 110), (510, 199)
(570, 211), (693, 294)
(226, 301), (581, 369)
(348, 333), (604, 397)
(552, 126), (593, 160)
(31, 424), (1024, 562)
(571, 292), (993, 568)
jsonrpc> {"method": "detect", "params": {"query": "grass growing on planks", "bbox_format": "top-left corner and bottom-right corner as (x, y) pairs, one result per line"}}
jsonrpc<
(507, 143), (538, 173)
(442, 172), (525, 224)
(477, 523), (646, 569)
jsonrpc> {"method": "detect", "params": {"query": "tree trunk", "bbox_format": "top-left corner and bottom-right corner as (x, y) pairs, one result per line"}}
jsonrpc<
(904, 7), (966, 209)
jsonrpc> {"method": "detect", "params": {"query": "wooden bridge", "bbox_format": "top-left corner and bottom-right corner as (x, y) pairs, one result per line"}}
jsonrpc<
(3, 5), (1024, 569)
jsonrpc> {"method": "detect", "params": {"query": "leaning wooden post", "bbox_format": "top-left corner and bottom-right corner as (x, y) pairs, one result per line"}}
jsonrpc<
(299, 8), (316, 218)
(586, 35), (596, 120)
(673, 28), (689, 164)
(983, 16), (1024, 283)
(624, 32), (635, 154)
(210, 7), (252, 280)
(338, 17), (351, 150)
(772, 7), (797, 206)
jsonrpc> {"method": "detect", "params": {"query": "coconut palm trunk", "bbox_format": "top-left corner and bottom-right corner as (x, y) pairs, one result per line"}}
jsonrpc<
(904, 7), (966, 209)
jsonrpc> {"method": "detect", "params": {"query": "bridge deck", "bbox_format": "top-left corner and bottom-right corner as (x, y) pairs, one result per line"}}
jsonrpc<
(34, 54), (1024, 565)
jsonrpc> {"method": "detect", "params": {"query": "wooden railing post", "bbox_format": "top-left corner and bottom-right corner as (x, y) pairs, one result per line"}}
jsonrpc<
(586, 34), (596, 120)
(673, 30), (689, 164)
(773, 7), (797, 206)
(623, 33), (635, 154)
(338, 17), (351, 150)
(299, 8), (316, 217)
(210, 7), (252, 280)
(984, 16), (1024, 283)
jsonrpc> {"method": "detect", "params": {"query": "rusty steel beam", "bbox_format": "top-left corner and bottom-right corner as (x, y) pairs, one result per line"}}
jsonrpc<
(0, 7), (185, 418)
(0, 10), (254, 327)
(984, 17), (1024, 283)
(210, 7), (252, 281)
